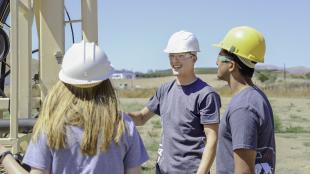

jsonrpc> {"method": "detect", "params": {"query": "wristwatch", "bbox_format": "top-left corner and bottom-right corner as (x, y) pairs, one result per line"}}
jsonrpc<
(0, 151), (12, 163)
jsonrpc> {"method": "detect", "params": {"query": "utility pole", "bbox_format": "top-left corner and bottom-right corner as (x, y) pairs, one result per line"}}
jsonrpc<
(284, 63), (287, 92)
(283, 63), (286, 81)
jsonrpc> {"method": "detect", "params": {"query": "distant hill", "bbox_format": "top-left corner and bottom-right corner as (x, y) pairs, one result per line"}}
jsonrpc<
(256, 64), (310, 74)
(3, 60), (310, 83)
(135, 67), (218, 78)
(256, 64), (280, 70)
(195, 67), (218, 74)
(286, 66), (310, 74)
(130, 65), (310, 78)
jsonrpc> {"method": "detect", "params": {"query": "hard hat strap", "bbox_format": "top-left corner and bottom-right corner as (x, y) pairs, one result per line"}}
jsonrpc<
(237, 56), (256, 69)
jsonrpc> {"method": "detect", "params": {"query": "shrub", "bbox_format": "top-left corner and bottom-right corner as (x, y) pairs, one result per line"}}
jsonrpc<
(285, 126), (307, 133)
(256, 71), (269, 83)
(255, 70), (278, 84)
(303, 142), (310, 147)
(273, 114), (282, 133)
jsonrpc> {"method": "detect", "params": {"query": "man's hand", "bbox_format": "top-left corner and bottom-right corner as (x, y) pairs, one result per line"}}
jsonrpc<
(127, 107), (155, 126)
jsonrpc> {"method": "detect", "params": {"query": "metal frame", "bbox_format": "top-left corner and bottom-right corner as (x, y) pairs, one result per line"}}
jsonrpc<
(82, 0), (98, 43)
(18, 0), (32, 119)
(0, 0), (99, 153)
(39, 0), (64, 99)
(9, 0), (19, 153)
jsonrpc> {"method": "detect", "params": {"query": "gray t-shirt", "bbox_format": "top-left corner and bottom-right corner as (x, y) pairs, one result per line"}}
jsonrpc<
(147, 78), (221, 174)
(22, 114), (148, 174)
(216, 86), (276, 174)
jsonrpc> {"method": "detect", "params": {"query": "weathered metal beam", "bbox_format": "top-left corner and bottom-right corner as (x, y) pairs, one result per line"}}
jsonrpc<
(19, 0), (33, 118)
(82, 0), (98, 43)
(0, 97), (40, 111)
(39, 0), (64, 99)
(10, 0), (20, 153)
(0, 118), (36, 132)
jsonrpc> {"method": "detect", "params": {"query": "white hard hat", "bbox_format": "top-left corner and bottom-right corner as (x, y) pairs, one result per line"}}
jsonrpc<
(59, 40), (114, 85)
(164, 30), (200, 53)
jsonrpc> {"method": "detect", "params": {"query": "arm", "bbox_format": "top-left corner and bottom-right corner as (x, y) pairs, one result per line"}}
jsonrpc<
(228, 108), (259, 174)
(0, 148), (49, 174)
(233, 149), (256, 174)
(128, 107), (155, 126)
(196, 123), (219, 174)
(1, 154), (29, 174)
(125, 166), (141, 174)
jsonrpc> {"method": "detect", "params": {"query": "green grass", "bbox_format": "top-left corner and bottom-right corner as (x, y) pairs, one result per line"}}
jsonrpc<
(289, 114), (308, 122)
(285, 126), (308, 133)
(115, 81), (310, 99)
(151, 119), (162, 129)
(262, 82), (310, 98)
(119, 102), (144, 112)
(148, 130), (160, 138)
(274, 114), (283, 133)
(142, 166), (155, 174)
(119, 98), (310, 173)
(303, 142), (310, 147)
(276, 123), (309, 133)
(216, 85), (232, 97)
(147, 130), (160, 138)
(116, 88), (156, 98)
(146, 141), (159, 152)
(277, 133), (298, 139)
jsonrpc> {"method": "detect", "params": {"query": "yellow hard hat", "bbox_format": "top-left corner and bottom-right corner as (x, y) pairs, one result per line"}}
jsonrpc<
(213, 26), (266, 63)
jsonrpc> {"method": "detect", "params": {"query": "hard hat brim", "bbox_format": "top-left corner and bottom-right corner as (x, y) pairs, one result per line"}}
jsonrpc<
(163, 49), (200, 53)
(58, 69), (114, 85)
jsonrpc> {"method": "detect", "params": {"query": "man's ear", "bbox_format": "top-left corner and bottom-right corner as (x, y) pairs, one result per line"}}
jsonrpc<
(228, 61), (236, 72)
(192, 55), (197, 63)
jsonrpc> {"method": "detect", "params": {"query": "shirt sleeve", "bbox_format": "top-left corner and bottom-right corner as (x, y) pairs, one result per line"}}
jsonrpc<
(123, 115), (149, 169)
(229, 108), (259, 150)
(146, 86), (163, 115)
(199, 92), (221, 124)
(22, 134), (52, 170)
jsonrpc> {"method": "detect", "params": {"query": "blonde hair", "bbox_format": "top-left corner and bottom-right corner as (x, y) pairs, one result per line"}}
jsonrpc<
(32, 80), (125, 156)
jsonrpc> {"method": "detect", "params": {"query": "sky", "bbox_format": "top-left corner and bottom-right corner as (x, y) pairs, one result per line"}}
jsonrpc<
(61, 0), (310, 72)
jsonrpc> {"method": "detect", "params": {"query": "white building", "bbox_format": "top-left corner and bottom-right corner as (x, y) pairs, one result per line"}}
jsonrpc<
(111, 70), (136, 79)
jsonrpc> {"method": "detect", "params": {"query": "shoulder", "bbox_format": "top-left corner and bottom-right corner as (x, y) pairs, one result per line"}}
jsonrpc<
(230, 86), (269, 111)
(227, 87), (271, 121)
(195, 78), (220, 101)
(158, 80), (176, 91)
(153, 80), (177, 98)
(122, 113), (138, 136)
(196, 78), (218, 94)
(122, 113), (135, 126)
(31, 131), (48, 145)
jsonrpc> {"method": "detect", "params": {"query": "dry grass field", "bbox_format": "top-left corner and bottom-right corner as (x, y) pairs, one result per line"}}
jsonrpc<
(112, 74), (226, 89)
(118, 75), (310, 174)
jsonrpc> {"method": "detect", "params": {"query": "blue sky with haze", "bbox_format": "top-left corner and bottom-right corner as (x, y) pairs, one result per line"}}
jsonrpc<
(63, 0), (309, 72)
